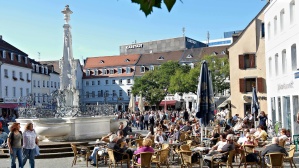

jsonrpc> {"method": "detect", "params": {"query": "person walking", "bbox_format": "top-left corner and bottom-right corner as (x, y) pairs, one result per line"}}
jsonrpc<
(144, 112), (149, 130)
(7, 122), (23, 168)
(22, 122), (38, 168)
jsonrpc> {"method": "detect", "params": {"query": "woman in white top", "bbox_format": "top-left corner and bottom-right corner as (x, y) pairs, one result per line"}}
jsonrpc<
(23, 122), (38, 168)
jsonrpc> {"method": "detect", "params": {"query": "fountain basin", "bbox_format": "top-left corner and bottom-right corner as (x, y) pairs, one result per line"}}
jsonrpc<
(16, 116), (127, 141)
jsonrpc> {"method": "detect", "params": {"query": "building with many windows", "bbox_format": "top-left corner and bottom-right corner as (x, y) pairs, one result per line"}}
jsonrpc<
(83, 54), (140, 110)
(264, 0), (299, 136)
(0, 36), (32, 109)
(228, 3), (269, 118)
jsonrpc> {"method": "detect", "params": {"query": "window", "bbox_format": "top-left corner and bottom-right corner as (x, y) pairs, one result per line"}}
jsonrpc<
(127, 79), (131, 84)
(239, 54), (256, 69)
(11, 53), (14, 61)
(126, 67), (131, 73)
(92, 81), (95, 85)
(112, 90), (116, 96)
(33, 80), (36, 87)
(36, 65), (39, 73)
(58, 82), (60, 88)
(47, 81), (49, 87)
(26, 73), (29, 80)
(45, 67), (48, 74)
(282, 49), (287, 74)
(98, 80), (100, 85)
(18, 55), (21, 62)
(274, 16), (277, 35)
(41, 67), (44, 74)
(98, 90), (103, 97)
(267, 22), (271, 40)
(86, 70), (90, 76)
(141, 66), (145, 73)
(13, 87), (16, 97)
(112, 80), (115, 84)
(110, 69), (114, 74)
(118, 68), (122, 74)
(291, 44), (297, 71)
(20, 88), (23, 97)
(92, 91), (95, 98)
(43, 80), (45, 87)
(275, 54), (279, 75)
(239, 78), (264, 93)
(12, 71), (15, 78)
(86, 81), (89, 86)
(86, 92), (89, 98)
(186, 54), (193, 58)
(51, 81), (53, 87)
(127, 89), (131, 96)
(119, 79), (123, 84)
(26, 88), (29, 96)
(105, 80), (109, 85)
(38, 81), (40, 87)
(94, 69), (98, 76)
(269, 57), (272, 77)
(280, 9), (285, 31)
(4, 69), (8, 78)
(103, 68), (107, 74)
(157, 56), (164, 60)
(290, 0), (295, 24)
(150, 65), (154, 71)
(119, 90), (123, 97)
(54, 82), (57, 88)
(105, 90), (109, 97)
(5, 86), (8, 96)
(25, 57), (28, 64)
(2, 50), (6, 58)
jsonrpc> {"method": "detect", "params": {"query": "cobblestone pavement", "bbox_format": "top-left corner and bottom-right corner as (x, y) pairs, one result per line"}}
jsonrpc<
(0, 127), (299, 168)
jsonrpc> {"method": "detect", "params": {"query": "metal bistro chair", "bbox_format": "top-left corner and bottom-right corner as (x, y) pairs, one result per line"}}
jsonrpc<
(70, 143), (91, 167)
(265, 153), (285, 168)
(284, 145), (297, 168)
(132, 152), (153, 168)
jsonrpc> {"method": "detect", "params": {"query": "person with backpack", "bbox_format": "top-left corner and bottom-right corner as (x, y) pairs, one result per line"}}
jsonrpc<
(22, 122), (38, 168)
(7, 122), (23, 168)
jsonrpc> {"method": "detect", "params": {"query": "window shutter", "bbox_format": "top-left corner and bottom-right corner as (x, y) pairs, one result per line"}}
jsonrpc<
(257, 77), (264, 93)
(249, 54), (256, 68)
(239, 78), (245, 93)
(239, 55), (245, 69)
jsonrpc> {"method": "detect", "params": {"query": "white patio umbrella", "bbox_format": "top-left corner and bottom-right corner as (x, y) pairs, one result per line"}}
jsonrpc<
(138, 94), (145, 114)
(128, 93), (135, 113)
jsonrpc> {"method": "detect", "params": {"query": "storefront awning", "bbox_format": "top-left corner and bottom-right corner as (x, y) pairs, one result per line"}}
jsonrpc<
(0, 103), (19, 109)
(217, 96), (231, 108)
(159, 100), (177, 106)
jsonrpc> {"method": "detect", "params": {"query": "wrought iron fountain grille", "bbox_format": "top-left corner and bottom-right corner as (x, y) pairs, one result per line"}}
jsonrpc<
(18, 90), (114, 118)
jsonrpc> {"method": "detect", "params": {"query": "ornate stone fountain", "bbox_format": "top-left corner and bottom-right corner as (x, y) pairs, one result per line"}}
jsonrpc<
(15, 5), (126, 141)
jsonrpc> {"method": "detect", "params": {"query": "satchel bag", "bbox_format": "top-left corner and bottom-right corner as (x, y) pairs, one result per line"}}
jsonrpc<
(35, 145), (40, 156)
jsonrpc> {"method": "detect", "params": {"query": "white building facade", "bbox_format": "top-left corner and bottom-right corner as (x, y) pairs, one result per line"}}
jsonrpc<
(264, 0), (299, 136)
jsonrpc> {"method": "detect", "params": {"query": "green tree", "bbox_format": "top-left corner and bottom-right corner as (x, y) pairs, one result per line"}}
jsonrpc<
(132, 0), (180, 16)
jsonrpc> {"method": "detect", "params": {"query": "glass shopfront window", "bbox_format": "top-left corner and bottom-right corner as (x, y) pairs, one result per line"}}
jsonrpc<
(271, 97), (276, 126)
(283, 96), (291, 130)
(278, 97), (282, 122)
(293, 96), (299, 134)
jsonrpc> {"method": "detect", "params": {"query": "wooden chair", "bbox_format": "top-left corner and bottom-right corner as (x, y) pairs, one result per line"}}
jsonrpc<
(186, 140), (193, 148)
(161, 143), (169, 150)
(180, 144), (190, 151)
(211, 150), (235, 168)
(265, 153), (285, 168)
(135, 138), (143, 148)
(132, 152), (153, 168)
(278, 139), (286, 148)
(70, 143), (91, 167)
(96, 150), (108, 168)
(107, 149), (130, 168)
(284, 145), (296, 168)
(179, 150), (201, 168)
(152, 148), (170, 168)
(238, 149), (260, 168)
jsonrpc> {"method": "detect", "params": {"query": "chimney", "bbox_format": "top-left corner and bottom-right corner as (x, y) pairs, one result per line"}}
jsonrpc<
(0, 35), (2, 40)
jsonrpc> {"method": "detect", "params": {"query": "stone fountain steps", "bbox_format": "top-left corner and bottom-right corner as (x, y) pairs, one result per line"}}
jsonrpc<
(0, 142), (93, 159)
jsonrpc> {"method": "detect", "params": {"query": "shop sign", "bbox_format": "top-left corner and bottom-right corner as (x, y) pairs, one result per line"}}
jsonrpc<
(126, 44), (143, 50)
(4, 98), (18, 103)
(243, 95), (267, 101)
(277, 81), (294, 91)
(187, 38), (197, 44)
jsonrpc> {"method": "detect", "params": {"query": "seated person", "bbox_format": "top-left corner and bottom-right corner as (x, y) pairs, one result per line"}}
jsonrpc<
(0, 128), (8, 144)
(207, 133), (227, 155)
(107, 134), (133, 161)
(145, 125), (155, 140)
(154, 129), (166, 144)
(170, 125), (181, 142)
(243, 133), (258, 146)
(279, 128), (288, 141)
(261, 137), (288, 164)
(133, 138), (155, 164)
(192, 122), (200, 135)
(255, 126), (267, 141)
(237, 129), (249, 145)
(180, 121), (193, 133)
(101, 132), (113, 143)
(210, 128), (220, 145)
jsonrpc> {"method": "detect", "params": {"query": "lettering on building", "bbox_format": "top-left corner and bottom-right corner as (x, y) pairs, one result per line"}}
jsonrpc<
(126, 44), (143, 50)
(277, 81), (294, 91)
(187, 38), (197, 44)
(4, 98), (18, 103)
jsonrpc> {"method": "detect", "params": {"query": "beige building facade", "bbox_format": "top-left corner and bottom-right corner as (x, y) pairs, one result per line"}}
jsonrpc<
(228, 4), (269, 118)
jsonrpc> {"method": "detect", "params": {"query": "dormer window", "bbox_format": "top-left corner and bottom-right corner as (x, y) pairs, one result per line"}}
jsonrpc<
(212, 52), (218, 55)
(150, 65), (154, 71)
(141, 66), (145, 73)
(126, 67), (131, 73)
(25, 57), (28, 64)
(36, 65), (39, 73)
(41, 67), (44, 74)
(2, 50), (6, 58)
(103, 68), (107, 74)
(110, 69), (114, 74)
(86, 69), (90, 76)
(18, 55), (21, 62)
(11, 53), (14, 61)
(125, 59), (130, 62)
(45, 67), (48, 74)
(221, 50), (226, 55)
(100, 60), (104, 63)
(186, 54), (193, 58)
(157, 56), (164, 60)
(118, 68), (122, 74)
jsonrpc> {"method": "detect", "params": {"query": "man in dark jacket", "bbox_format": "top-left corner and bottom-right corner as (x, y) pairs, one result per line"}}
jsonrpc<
(261, 137), (288, 164)
(107, 134), (133, 162)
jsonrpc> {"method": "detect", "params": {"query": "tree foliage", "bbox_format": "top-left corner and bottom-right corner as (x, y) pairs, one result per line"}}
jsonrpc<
(131, 0), (180, 16)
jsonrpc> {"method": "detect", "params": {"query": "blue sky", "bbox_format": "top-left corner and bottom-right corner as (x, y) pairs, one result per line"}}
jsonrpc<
(0, 0), (267, 61)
